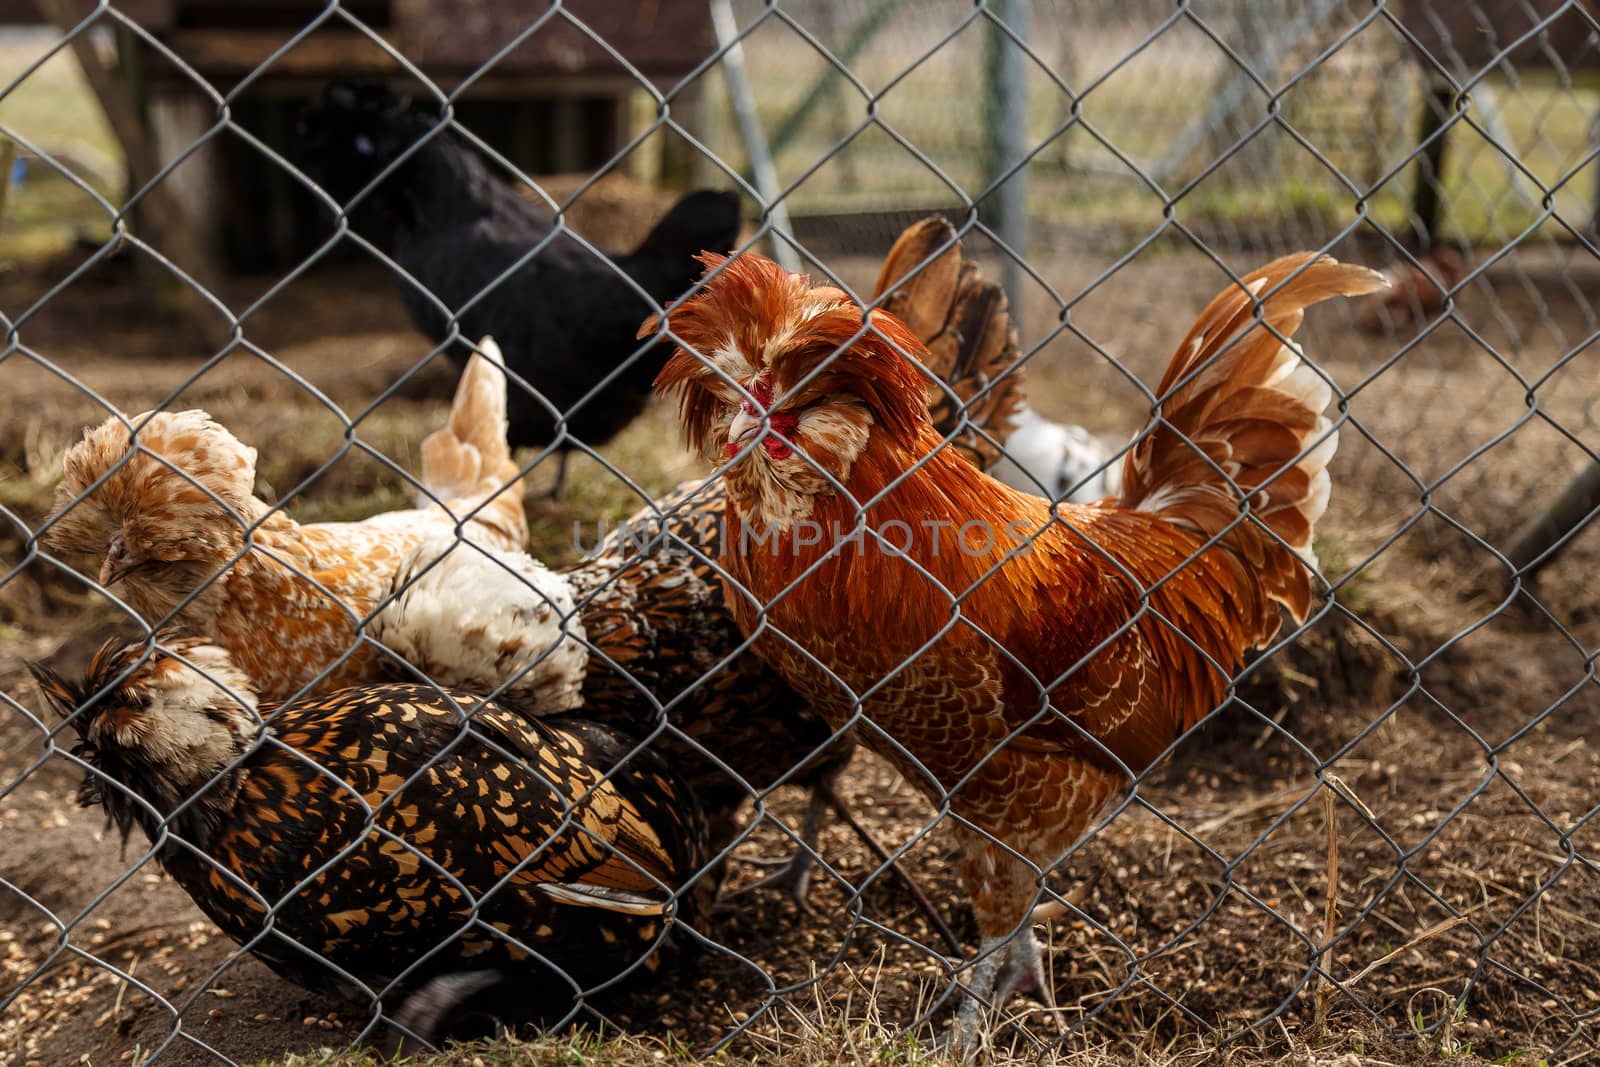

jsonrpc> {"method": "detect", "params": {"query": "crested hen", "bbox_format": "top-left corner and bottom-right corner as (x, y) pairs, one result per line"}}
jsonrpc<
(44, 339), (585, 710)
(32, 636), (706, 1050)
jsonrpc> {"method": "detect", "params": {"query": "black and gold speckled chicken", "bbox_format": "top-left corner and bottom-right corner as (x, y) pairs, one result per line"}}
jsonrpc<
(31, 636), (707, 1049)
(568, 476), (852, 870)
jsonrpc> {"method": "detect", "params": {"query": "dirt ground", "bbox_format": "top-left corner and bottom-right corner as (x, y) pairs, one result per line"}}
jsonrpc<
(1, 217), (1598, 1067)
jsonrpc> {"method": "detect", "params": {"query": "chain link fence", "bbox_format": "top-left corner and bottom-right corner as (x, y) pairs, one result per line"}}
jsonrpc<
(1, 1), (1598, 1064)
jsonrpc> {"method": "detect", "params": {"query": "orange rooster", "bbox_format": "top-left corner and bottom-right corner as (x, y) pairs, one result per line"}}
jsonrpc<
(43, 339), (586, 709)
(651, 250), (1386, 1046)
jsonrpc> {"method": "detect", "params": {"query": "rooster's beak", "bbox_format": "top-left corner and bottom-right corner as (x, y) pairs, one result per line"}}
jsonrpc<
(99, 536), (146, 587)
(726, 408), (762, 455)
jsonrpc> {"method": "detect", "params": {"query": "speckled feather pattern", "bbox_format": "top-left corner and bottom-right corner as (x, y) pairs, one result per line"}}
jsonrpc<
(35, 639), (705, 1019)
(655, 250), (1387, 940)
(372, 534), (590, 713)
(565, 478), (852, 851)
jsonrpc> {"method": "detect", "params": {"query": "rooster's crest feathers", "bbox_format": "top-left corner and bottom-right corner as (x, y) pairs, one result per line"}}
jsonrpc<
(651, 252), (934, 460)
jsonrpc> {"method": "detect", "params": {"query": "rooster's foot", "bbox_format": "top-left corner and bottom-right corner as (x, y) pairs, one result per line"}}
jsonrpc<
(995, 926), (1053, 1008)
(721, 846), (819, 915)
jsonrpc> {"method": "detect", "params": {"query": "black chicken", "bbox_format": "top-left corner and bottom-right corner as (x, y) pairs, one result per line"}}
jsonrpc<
(32, 636), (708, 1050)
(293, 82), (743, 496)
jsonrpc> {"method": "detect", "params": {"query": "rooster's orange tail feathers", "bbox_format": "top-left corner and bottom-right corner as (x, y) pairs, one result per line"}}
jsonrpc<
(420, 336), (526, 550)
(1117, 253), (1387, 624)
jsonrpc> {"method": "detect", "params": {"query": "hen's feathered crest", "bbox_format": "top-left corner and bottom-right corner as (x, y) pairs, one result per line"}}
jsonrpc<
(31, 636), (258, 733)
(31, 636), (261, 847)
(47, 410), (264, 565)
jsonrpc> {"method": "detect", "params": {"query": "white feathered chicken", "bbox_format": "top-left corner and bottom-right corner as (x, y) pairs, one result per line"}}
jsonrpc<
(990, 406), (1123, 503)
(46, 338), (587, 712)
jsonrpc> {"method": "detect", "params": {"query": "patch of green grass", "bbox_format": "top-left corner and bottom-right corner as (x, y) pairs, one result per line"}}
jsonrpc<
(523, 404), (700, 568)
(1314, 533), (1377, 615)
(1489, 1052), (1550, 1067)
(0, 40), (122, 264)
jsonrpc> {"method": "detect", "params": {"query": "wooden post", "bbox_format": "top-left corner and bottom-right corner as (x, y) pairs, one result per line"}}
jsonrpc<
(1412, 80), (1455, 248)
(982, 0), (1029, 315)
(37, 0), (226, 345)
(1592, 99), (1600, 244)
(1506, 458), (1600, 579)
(0, 138), (17, 229)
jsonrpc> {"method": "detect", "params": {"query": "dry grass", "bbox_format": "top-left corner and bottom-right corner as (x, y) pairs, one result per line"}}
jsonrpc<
(3, 21), (1599, 1067)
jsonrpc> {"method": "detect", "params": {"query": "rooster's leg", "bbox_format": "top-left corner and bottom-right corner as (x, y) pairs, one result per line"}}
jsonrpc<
(947, 934), (1010, 1058)
(725, 781), (829, 910)
(944, 929), (1051, 1058)
(995, 925), (1052, 1007)
(943, 817), (1084, 1056)
(725, 773), (963, 955)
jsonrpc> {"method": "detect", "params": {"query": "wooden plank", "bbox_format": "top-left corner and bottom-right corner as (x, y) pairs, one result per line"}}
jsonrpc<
(391, 0), (712, 78)
(128, 1), (713, 84)
(1401, 0), (1600, 74)
(0, 0), (170, 25)
(152, 29), (408, 77)
(143, 27), (688, 89)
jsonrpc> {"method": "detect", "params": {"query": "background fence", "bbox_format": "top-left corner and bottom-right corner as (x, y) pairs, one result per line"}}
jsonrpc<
(1, 1), (1598, 1065)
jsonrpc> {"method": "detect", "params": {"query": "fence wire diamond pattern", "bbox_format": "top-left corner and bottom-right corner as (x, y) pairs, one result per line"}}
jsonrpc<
(1, 1), (1598, 1065)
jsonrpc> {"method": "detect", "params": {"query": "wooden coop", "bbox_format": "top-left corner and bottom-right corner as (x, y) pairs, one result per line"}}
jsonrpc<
(28, 0), (718, 271)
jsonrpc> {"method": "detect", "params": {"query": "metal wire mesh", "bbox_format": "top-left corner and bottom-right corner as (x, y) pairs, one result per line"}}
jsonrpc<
(1, 0), (1598, 1063)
